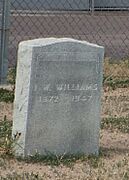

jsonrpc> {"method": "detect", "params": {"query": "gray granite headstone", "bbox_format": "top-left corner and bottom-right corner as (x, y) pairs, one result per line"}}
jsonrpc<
(12, 38), (104, 157)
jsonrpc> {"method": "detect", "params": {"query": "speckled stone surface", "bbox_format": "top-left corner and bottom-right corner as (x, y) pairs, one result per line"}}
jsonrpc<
(12, 38), (104, 157)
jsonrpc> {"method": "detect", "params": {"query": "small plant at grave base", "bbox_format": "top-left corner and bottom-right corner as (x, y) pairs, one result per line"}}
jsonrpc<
(87, 155), (101, 168)
(17, 153), (85, 167)
(16, 152), (102, 168)
(85, 149), (105, 169)
(101, 117), (129, 133)
(0, 115), (18, 156)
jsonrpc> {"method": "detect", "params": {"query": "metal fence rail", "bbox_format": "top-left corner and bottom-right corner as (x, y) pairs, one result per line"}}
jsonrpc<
(95, 0), (129, 9)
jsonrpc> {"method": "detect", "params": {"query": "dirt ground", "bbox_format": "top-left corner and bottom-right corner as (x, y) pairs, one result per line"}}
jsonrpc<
(0, 129), (129, 179)
(0, 86), (129, 179)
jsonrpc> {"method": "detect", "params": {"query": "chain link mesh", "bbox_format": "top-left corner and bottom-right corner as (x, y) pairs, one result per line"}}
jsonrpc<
(7, 0), (129, 119)
(9, 1), (129, 63)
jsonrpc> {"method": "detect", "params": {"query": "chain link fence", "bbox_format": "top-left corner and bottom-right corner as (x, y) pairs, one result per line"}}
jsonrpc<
(8, 0), (129, 66)
(1, 0), (129, 119)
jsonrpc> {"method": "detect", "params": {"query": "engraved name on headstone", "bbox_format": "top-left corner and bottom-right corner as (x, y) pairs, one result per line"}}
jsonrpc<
(12, 38), (104, 157)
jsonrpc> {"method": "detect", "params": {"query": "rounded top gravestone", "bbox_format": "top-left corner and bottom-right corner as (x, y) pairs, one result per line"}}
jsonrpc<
(12, 38), (104, 157)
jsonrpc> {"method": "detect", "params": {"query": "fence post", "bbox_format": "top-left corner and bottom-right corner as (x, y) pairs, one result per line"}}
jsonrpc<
(90, 0), (94, 14)
(0, 0), (10, 84)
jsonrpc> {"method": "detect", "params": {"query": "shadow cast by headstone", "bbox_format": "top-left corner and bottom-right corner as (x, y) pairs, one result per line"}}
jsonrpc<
(100, 146), (129, 157)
